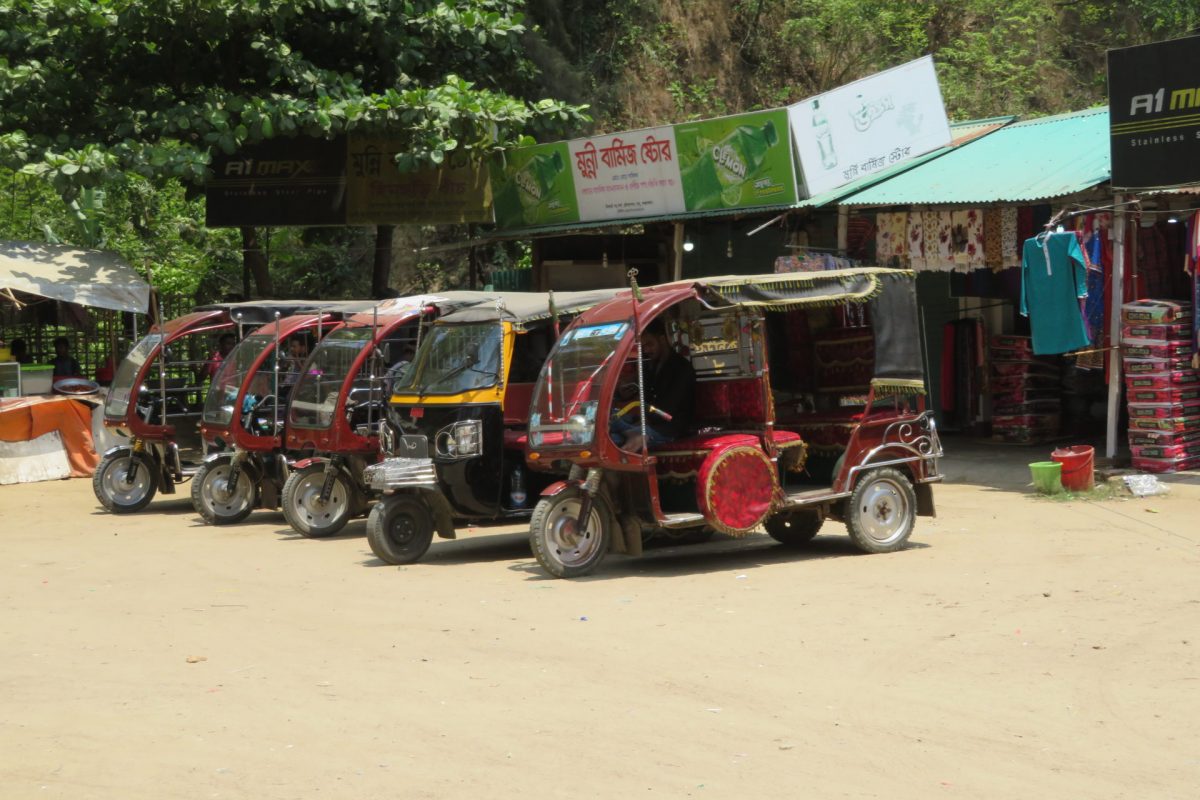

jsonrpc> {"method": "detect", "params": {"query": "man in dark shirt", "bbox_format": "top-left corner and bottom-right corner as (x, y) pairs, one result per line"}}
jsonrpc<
(50, 336), (82, 379)
(611, 321), (695, 453)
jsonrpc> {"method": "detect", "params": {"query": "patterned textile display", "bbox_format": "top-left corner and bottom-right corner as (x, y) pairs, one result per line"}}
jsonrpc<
(983, 209), (1004, 271)
(875, 212), (907, 265)
(951, 209), (986, 269)
(907, 213), (927, 270)
(1001, 207), (1020, 266)
(924, 210), (953, 270)
(846, 215), (875, 260)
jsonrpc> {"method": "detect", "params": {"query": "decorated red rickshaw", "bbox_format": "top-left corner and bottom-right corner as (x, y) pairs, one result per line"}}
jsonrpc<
(524, 268), (942, 578)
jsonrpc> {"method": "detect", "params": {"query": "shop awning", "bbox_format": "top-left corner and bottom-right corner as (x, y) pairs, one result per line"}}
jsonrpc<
(0, 241), (151, 314)
(839, 107), (1111, 207)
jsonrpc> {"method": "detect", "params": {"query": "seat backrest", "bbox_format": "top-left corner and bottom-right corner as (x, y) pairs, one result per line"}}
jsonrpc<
(693, 377), (768, 428)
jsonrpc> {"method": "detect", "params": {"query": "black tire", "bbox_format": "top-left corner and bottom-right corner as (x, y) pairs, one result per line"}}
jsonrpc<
(93, 451), (158, 513)
(191, 458), (256, 525)
(765, 510), (824, 545)
(844, 467), (917, 554)
(366, 495), (435, 564)
(529, 489), (614, 579)
(282, 464), (353, 538)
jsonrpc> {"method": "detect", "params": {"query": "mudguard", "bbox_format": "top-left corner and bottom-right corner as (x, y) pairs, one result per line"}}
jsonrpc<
(540, 479), (579, 498)
(102, 444), (134, 459)
(290, 456), (329, 472)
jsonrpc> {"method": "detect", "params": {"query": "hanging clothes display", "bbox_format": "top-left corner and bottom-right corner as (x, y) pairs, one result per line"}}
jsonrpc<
(1021, 231), (1090, 355)
(983, 209), (1004, 271)
(1001, 207), (1019, 266)
(951, 209), (985, 269)
(907, 213), (927, 270)
(1076, 216), (1108, 371)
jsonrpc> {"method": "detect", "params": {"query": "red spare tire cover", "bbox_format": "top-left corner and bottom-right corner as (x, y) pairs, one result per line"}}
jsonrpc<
(696, 444), (777, 536)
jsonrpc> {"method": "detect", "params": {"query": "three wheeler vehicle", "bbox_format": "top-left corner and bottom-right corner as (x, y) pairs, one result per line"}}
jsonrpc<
(362, 290), (619, 564)
(193, 306), (365, 524)
(94, 301), (326, 513)
(523, 268), (943, 578)
(280, 293), (490, 537)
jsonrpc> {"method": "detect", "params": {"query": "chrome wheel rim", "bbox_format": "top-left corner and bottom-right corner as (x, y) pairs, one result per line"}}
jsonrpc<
(544, 498), (603, 568)
(858, 477), (911, 544)
(102, 457), (152, 506)
(294, 472), (349, 530)
(200, 465), (253, 518)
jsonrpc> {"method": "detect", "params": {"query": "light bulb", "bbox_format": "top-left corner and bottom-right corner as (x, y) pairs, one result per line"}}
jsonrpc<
(1167, 215), (1179, 224)
(602, 250), (608, 268)
(683, 239), (695, 252)
(726, 239), (733, 258)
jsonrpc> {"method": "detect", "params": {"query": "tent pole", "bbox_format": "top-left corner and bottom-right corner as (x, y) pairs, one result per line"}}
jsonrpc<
(1106, 194), (1126, 461)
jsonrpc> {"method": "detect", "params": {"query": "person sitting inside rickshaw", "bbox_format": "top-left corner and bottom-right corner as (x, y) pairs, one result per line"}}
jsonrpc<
(610, 319), (695, 453)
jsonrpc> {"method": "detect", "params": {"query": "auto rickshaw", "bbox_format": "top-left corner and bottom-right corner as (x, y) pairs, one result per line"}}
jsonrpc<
(362, 290), (619, 564)
(524, 269), (943, 578)
(193, 307), (365, 524)
(280, 293), (492, 537)
(94, 301), (328, 513)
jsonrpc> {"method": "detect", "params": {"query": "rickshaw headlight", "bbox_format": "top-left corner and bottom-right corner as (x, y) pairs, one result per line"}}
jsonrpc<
(449, 420), (482, 457)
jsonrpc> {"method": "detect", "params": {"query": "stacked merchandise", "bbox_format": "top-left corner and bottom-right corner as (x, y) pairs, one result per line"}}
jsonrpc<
(990, 335), (1061, 443)
(1123, 300), (1200, 473)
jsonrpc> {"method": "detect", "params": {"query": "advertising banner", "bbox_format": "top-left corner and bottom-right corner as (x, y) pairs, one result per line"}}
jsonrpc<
(674, 109), (797, 211)
(789, 56), (952, 197)
(206, 136), (348, 227)
(345, 135), (491, 224)
(568, 126), (686, 221)
(1108, 36), (1200, 189)
(490, 142), (580, 229)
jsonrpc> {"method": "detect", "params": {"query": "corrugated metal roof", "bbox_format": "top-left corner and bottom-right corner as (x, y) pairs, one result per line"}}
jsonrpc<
(840, 107), (1111, 206)
(795, 117), (1015, 208)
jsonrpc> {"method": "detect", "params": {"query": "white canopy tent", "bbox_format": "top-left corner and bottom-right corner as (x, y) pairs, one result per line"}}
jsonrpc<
(0, 241), (150, 314)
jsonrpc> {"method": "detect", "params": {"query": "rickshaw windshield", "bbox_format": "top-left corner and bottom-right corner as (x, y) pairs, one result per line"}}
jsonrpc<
(104, 333), (162, 419)
(528, 321), (631, 450)
(289, 325), (375, 428)
(202, 334), (276, 426)
(394, 323), (502, 396)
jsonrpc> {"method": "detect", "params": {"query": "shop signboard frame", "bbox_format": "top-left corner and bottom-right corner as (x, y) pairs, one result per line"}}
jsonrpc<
(1108, 35), (1200, 189)
(788, 55), (952, 197)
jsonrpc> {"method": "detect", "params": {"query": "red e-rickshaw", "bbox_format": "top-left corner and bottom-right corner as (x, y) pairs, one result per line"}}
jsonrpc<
(524, 269), (943, 578)
(94, 302), (326, 513)
(193, 308), (360, 524)
(279, 293), (490, 537)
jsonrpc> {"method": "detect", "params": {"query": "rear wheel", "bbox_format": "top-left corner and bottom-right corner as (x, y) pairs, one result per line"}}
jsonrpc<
(192, 458), (256, 525)
(845, 467), (916, 553)
(366, 495), (435, 564)
(282, 465), (353, 538)
(765, 510), (823, 545)
(529, 489), (614, 579)
(93, 451), (158, 513)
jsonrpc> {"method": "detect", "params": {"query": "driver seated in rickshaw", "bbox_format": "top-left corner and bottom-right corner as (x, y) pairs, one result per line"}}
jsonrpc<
(610, 319), (696, 452)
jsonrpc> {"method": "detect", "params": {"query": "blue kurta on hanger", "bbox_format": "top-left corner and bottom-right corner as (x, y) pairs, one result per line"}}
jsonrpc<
(1020, 231), (1089, 355)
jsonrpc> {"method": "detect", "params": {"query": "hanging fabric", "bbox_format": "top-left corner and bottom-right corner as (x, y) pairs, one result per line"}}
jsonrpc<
(1021, 231), (1090, 355)
(1001, 207), (1019, 266)
(983, 209), (1004, 271)
(907, 213), (927, 270)
(951, 209), (985, 270)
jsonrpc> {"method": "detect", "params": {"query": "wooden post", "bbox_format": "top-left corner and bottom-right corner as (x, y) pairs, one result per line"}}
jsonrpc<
(672, 222), (684, 281)
(1106, 195), (1125, 460)
(837, 205), (849, 254)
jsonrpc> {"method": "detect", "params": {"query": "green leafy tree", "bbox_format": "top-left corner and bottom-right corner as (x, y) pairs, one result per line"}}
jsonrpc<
(0, 0), (587, 295)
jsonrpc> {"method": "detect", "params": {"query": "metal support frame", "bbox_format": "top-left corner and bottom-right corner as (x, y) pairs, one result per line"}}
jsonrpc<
(1106, 194), (1126, 460)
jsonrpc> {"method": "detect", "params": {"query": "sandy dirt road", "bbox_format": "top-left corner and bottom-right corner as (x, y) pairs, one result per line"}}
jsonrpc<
(1, 455), (1198, 799)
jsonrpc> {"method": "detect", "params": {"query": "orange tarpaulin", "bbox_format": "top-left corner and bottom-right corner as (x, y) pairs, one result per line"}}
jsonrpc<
(0, 395), (100, 477)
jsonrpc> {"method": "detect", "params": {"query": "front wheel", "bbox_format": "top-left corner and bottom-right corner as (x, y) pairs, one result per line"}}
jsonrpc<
(93, 451), (158, 513)
(282, 465), (353, 538)
(192, 458), (257, 525)
(366, 495), (435, 564)
(765, 510), (824, 545)
(529, 489), (614, 579)
(844, 467), (917, 554)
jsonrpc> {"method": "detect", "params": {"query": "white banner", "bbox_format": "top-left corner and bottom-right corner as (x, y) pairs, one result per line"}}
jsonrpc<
(568, 126), (686, 221)
(790, 56), (952, 197)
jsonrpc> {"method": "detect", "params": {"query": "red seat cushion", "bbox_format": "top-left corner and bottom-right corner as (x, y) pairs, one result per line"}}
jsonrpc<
(653, 433), (758, 480)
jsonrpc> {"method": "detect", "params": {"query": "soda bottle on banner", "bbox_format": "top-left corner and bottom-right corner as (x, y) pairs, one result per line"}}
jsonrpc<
(681, 120), (779, 210)
(812, 100), (837, 169)
(492, 150), (565, 228)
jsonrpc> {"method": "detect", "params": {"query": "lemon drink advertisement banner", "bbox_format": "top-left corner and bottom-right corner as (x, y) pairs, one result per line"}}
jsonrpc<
(788, 56), (952, 197)
(674, 109), (798, 212)
(567, 126), (687, 221)
(490, 142), (580, 229)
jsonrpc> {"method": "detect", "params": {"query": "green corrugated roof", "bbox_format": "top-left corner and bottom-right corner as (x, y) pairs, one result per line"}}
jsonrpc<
(840, 107), (1111, 206)
(795, 117), (1015, 208)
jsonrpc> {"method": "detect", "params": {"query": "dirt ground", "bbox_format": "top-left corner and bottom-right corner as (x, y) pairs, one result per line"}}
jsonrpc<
(1, 445), (1198, 800)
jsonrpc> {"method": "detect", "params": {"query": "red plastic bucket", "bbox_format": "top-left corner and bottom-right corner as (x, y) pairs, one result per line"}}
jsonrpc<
(1051, 445), (1095, 492)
